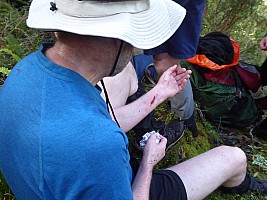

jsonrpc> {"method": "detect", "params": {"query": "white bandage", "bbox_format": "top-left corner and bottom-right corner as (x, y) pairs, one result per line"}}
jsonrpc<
(139, 131), (160, 150)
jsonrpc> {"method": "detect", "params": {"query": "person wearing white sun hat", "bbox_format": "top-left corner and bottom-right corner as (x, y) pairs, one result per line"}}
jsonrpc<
(0, 0), (266, 199)
(27, 0), (187, 50)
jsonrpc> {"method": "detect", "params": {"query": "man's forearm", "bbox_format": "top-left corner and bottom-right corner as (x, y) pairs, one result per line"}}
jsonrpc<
(113, 85), (167, 132)
(131, 161), (153, 200)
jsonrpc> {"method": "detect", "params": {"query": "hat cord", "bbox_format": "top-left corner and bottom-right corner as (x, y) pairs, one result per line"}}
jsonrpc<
(109, 41), (124, 76)
(100, 80), (121, 128)
(100, 41), (124, 128)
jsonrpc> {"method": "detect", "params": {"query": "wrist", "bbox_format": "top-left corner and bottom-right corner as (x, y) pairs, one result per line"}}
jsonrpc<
(150, 85), (168, 104)
(139, 158), (155, 172)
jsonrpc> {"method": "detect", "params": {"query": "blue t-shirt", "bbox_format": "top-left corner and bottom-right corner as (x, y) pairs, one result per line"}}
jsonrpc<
(0, 43), (133, 199)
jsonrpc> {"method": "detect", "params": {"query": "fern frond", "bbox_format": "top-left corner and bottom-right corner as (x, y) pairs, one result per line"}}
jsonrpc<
(0, 48), (21, 62)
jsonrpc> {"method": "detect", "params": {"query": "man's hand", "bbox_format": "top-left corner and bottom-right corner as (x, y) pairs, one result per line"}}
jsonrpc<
(142, 134), (167, 168)
(260, 36), (267, 51)
(132, 134), (167, 200)
(155, 65), (191, 99)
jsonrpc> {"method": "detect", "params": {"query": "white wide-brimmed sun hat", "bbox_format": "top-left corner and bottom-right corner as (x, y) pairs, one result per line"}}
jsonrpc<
(27, 0), (186, 50)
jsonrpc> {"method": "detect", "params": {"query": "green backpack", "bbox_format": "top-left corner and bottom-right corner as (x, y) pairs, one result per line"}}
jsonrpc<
(187, 62), (262, 127)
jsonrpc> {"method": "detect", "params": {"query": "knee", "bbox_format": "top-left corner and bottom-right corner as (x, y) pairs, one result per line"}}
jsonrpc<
(217, 146), (247, 169)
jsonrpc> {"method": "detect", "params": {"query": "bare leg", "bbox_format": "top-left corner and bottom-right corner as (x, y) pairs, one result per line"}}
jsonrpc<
(167, 146), (247, 200)
(153, 53), (181, 75)
(99, 62), (138, 109)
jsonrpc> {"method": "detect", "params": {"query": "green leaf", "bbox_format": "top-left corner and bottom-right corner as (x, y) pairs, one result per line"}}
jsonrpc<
(0, 48), (21, 62)
(0, 67), (11, 76)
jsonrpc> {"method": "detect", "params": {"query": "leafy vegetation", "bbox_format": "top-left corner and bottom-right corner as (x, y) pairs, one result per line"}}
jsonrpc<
(0, 0), (266, 200)
(202, 0), (267, 66)
(0, 1), (52, 82)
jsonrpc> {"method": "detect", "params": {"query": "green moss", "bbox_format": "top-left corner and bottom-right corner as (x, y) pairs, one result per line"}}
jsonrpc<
(128, 99), (267, 200)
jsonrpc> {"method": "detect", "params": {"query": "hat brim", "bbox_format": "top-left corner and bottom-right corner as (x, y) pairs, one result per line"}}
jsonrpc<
(27, 0), (186, 49)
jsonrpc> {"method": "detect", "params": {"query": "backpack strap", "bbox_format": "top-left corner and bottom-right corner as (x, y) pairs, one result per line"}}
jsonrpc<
(231, 67), (243, 98)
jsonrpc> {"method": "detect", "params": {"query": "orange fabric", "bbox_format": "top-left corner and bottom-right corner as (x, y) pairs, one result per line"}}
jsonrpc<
(187, 39), (240, 71)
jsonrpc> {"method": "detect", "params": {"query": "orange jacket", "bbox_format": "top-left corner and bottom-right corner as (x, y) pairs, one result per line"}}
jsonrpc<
(187, 39), (240, 70)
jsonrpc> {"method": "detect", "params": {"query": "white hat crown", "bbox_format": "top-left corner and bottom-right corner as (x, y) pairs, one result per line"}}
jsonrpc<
(55, 0), (150, 17)
(27, 0), (186, 49)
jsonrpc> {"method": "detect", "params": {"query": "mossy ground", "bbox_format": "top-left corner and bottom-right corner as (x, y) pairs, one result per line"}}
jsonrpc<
(127, 83), (267, 200)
